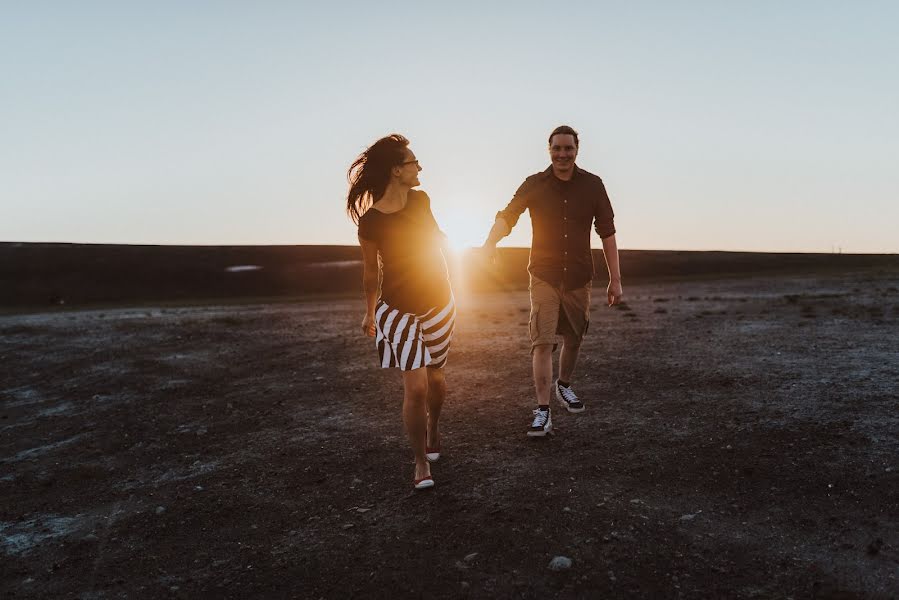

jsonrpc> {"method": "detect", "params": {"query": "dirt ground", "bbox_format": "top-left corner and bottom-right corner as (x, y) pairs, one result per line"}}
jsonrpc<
(1, 268), (898, 599)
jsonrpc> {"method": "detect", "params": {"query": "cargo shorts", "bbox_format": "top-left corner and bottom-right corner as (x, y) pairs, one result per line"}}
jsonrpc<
(528, 275), (592, 349)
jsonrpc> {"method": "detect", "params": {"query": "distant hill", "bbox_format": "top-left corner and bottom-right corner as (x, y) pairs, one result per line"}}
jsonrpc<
(1, 243), (897, 309)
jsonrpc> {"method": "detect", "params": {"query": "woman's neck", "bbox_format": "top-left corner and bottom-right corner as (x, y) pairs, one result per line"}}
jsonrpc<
(374, 183), (410, 213)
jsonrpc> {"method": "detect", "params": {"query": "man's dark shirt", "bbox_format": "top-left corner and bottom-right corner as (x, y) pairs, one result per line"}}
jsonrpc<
(496, 165), (615, 289)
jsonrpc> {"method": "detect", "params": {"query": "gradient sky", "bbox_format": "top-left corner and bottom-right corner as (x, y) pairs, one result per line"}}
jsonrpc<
(2, 1), (897, 252)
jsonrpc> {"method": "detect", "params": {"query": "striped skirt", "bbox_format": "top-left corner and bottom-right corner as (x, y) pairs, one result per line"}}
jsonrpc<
(374, 293), (456, 370)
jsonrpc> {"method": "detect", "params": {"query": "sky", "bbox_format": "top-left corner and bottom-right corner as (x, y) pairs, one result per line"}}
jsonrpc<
(2, 1), (898, 252)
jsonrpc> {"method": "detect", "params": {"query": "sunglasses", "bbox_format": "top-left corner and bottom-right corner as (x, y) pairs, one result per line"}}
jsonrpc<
(402, 159), (420, 167)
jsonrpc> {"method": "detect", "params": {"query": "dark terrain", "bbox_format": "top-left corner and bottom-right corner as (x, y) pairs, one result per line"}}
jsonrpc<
(1, 245), (897, 598)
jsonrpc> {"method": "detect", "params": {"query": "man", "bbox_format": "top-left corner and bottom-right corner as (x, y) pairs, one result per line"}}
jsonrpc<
(482, 125), (623, 437)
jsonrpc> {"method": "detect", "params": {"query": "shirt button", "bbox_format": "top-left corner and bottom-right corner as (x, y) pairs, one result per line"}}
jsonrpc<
(564, 234), (568, 238)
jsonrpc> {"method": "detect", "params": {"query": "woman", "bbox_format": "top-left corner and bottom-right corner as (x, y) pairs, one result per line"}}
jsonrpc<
(347, 134), (455, 491)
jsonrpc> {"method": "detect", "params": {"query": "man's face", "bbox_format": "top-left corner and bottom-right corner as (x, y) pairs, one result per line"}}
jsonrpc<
(549, 134), (578, 175)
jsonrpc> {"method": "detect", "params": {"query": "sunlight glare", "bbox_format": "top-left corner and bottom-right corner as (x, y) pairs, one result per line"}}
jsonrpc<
(439, 210), (486, 254)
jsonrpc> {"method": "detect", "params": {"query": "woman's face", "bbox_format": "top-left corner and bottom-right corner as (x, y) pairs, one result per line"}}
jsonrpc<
(397, 149), (422, 188)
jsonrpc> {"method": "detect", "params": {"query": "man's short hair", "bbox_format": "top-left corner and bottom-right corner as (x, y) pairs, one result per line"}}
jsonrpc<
(548, 125), (579, 147)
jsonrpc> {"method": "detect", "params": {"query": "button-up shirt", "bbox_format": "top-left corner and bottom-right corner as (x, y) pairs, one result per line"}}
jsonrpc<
(496, 165), (615, 289)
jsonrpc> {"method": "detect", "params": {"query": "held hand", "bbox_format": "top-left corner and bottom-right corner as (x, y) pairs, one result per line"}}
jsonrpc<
(607, 280), (623, 307)
(476, 243), (499, 266)
(361, 313), (376, 337)
(488, 244), (499, 265)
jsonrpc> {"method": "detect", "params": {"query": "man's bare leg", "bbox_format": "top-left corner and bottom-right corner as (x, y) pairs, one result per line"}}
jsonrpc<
(532, 344), (554, 406)
(559, 333), (582, 385)
(556, 332), (586, 412)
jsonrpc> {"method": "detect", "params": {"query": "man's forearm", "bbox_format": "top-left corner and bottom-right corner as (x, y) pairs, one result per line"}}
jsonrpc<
(484, 218), (511, 246)
(601, 234), (621, 282)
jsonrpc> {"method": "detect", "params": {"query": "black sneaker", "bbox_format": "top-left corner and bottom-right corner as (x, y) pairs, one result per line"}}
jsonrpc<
(527, 407), (552, 437)
(555, 381), (585, 413)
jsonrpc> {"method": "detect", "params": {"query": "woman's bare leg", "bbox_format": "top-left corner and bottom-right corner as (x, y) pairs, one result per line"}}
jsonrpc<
(402, 368), (430, 481)
(426, 367), (446, 449)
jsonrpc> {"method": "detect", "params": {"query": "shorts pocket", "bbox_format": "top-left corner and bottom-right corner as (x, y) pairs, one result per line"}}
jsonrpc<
(528, 304), (540, 342)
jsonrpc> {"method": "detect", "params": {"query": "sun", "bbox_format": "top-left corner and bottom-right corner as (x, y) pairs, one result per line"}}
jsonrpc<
(439, 214), (484, 255)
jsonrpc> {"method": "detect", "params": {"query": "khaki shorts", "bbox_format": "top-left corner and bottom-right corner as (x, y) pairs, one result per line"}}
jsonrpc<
(528, 275), (592, 348)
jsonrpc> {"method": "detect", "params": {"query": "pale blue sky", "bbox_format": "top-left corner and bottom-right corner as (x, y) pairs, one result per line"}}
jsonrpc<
(2, 1), (897, 252)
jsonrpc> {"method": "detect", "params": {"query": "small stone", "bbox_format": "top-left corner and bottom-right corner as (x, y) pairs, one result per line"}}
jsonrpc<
(83, 533), (99, 542)
(460, 582), (470, 591)
(464, 552), (478, 562)
(679, 513), (697, 521)
(155, 506), (166, 515)
(341, 523), (355, 530)
(548, 556), (572, 571)
(356, 508), (371, 514)
(196, 427), (208, 436)
(867, 538), (883, 555)
(563, 507), (572, 513)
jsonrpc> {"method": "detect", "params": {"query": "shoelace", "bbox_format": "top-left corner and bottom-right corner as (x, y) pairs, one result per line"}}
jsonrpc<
(558, 385), (579, 403)
(532, 409), (549, 426)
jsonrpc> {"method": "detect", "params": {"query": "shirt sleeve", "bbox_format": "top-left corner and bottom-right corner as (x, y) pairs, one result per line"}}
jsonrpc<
(418, 191), (448, 241)
(494, 178), (532, 228)
(593, 178), (616, 239)
(357, 212), (376, 242)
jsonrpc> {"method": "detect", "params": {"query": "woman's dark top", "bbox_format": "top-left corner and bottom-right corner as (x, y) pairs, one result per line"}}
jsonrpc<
(357, 190), (451, 315)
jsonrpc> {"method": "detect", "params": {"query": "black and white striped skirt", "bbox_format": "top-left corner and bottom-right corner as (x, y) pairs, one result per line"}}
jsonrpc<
(374, 293), (456, 370)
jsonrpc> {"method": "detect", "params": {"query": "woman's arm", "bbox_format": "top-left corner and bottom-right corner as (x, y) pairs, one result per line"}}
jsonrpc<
(359, 235), (380, 336)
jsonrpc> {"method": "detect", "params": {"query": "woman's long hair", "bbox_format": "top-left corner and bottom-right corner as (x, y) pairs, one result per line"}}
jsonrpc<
(346, 134), (409, 224)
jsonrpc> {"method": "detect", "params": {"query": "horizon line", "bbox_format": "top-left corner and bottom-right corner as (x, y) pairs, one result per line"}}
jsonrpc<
(0, 241), (895, 256)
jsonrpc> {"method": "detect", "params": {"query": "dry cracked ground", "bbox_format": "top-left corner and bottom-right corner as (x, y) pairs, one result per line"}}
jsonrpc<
(1, 269), (898, 599)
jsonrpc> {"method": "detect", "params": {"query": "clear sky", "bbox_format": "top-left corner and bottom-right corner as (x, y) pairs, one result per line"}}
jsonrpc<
(2, 1), (897, 252)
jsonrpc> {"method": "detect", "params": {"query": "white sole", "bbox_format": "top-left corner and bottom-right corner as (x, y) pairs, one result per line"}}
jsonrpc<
(414, 478), (435, 490)
(555, 385), (585, 413)
(425, 453), (440, 462)
(527, 423), (553, 437)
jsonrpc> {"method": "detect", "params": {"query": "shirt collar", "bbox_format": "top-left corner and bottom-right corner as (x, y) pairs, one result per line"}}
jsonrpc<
(541, 164), (581, 181)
